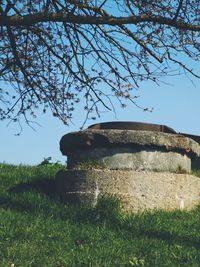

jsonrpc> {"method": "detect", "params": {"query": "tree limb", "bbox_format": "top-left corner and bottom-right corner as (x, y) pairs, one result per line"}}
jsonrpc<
(0, 13), (200, 32)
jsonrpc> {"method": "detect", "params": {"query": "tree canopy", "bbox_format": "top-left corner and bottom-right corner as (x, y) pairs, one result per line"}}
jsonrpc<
(0, 0), (200, 128)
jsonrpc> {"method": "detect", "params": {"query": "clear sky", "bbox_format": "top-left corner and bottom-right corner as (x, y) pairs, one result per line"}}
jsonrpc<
(1, 69), (200, 165)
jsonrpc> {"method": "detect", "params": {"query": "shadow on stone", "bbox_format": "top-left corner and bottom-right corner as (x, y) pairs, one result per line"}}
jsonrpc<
(191, 156), (200, 170)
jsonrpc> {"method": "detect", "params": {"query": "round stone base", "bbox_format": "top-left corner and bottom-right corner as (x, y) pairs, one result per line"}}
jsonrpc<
(56, 169), (200, 212)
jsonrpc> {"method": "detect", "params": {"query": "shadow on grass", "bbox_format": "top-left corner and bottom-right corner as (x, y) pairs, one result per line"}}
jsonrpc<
(1, 178), (200, 252)
(9, 177), (57, 198)
(141, 228), (200, 249)
(0, 194), (43, 213)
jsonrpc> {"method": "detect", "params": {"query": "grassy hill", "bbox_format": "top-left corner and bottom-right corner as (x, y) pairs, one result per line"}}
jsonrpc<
(0, 163), (200, 267)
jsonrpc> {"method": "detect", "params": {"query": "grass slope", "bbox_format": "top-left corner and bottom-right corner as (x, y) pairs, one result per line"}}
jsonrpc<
(0, 163), (200, 267)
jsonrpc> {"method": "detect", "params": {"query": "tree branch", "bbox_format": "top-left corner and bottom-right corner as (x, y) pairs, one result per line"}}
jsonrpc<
(120, 25), (163, 63)
(173, 0), (183, 21)
(1, 13), (200, 32)
(168, 52), (200, 79)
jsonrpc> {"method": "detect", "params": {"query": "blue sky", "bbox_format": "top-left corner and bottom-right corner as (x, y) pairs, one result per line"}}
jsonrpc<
(1, 69), (200, 166)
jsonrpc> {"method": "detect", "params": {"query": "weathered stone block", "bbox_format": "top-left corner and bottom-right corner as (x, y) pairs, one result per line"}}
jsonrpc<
(56, 169), (200, 212)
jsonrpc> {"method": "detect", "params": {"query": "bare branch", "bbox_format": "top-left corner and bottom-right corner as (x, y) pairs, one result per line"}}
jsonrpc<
(173, 0), (184, 21)
(0, 13), (199, 32)
(0, 0), (200, 128)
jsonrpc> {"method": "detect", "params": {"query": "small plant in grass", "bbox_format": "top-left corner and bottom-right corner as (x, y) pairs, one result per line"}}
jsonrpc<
(128, 257), (145, 267)
(74, 160), (107, 170)
(193, 169), (200, 177)
(38, 156), (53, 165)
(38, 157), (62, 166)
(176, 165), (188, 174)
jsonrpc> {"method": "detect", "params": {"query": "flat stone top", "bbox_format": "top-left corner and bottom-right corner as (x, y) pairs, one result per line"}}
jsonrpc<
(60, 129), (200, 157)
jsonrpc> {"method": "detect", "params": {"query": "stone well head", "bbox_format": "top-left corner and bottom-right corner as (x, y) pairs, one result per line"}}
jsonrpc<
(56, 121), (200, 212)
(60, 121), (200, 173)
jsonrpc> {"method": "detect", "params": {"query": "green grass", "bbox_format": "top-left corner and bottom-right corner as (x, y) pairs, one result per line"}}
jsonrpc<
(1, 163), (200, 267)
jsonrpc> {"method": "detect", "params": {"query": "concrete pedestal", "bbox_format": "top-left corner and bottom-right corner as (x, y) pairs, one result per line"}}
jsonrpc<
(56, 169), (200, 212)
(56, 126), (200, 212)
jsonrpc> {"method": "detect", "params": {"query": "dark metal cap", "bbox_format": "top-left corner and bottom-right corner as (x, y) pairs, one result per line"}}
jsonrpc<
(88, 121), (176, 134)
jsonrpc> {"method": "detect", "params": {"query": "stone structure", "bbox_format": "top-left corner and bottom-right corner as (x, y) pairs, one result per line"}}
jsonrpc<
(56, 122), (200, 212)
